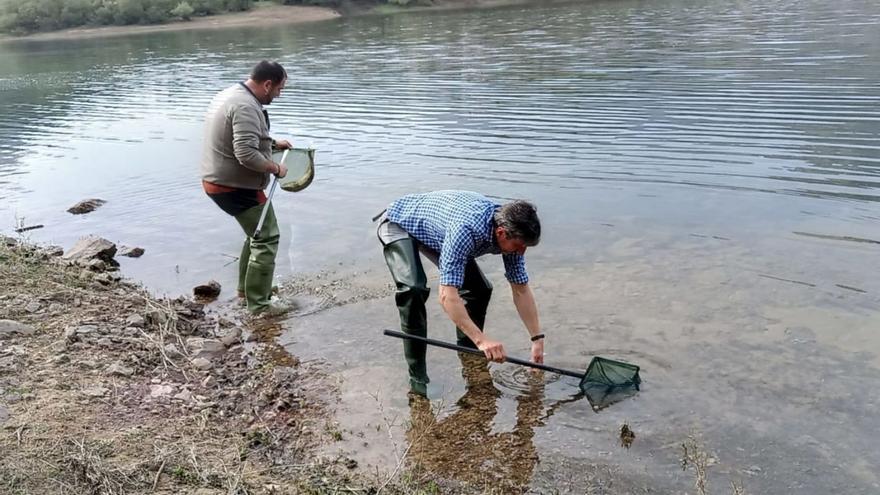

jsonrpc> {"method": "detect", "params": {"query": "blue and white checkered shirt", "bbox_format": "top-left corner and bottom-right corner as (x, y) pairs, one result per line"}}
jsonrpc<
(386, 190), (529, 287)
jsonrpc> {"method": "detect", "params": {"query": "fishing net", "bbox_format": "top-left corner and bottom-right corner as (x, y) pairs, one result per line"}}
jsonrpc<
(273, 148), (315, 192)
(579, 357), (641, 410)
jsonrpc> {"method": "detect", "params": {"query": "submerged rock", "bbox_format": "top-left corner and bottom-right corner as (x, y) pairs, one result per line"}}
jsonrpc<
(67, 198), (106, 215)
(118, 245), (145, 258)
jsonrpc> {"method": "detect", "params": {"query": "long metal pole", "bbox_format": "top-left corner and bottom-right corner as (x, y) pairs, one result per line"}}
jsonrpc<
(383, 329), (584, 378)
(253, 149), (288, 239)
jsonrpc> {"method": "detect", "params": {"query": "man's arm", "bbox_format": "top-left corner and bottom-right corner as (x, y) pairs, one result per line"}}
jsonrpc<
(231, 105), (284, 175)
(438, 285), (506, 362)
(510, 282), (544, 364)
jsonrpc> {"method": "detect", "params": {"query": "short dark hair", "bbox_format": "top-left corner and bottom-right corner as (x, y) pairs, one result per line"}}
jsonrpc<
(495, 200), (541, 246)
(250, 60), (287, 84)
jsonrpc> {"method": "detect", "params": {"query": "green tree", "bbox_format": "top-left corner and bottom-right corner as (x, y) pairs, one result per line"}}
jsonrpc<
(170, 0), (194, 20)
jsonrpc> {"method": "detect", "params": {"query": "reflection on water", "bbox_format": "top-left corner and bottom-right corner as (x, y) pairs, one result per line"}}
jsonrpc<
(407, 353), (545, 492)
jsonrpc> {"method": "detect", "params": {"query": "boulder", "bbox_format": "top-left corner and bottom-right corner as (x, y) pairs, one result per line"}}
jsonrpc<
(62, 236), (117, 264)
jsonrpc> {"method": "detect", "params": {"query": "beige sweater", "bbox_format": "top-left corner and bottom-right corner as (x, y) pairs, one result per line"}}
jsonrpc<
(200, 83), (274, 190)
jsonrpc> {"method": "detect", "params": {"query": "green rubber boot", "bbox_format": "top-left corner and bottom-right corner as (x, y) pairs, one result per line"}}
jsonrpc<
(234, 202), (281, 314)
(383, 237), (431, 395)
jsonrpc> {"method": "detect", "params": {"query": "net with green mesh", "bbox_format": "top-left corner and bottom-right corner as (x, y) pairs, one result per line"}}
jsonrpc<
(272, 148), (315, 192)
(579, 357), (641, 410)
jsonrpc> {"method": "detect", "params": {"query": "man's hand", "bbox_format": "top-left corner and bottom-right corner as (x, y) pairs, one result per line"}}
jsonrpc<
(477, 337), (507, 363)
(274, 162), (288, 178)
(274, 139), (292, 150)
(530, 339), (544, 364)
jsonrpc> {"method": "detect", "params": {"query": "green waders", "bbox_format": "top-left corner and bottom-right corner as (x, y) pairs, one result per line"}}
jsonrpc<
(233, 202), (280, 314)
(379, 219), (493, 396)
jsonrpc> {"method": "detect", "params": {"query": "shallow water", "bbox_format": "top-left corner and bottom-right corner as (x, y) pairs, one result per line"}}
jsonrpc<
(1, 0), (879, 491)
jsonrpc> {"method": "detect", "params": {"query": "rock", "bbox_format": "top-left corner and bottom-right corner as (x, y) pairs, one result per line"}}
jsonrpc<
(191, 357), (212, 370)
(193, 280), (222, 300)
(0, 320), (36, 339)
(97, 337), (113, 347)
(106, 361), (135, 376)
(0, 405), (8, 425)
(163, 343), (183, 358)
(220, 328), (242, 347)
(118, 245), (145, 258)
(186, 338), (226, 360)
(145, 309), (168, 326)
(149, 384), (175, 398)
(77, 359), (99, 370)
(62, 236), (117, 265)
(86, 258), (108, 272)
(48, 340), (67, 353)
(47, 303), (63, 314)
(173, 390), (193, 402)
(82, 386), (109, 398)
(64, 325), (98, 343)
(42, 245), (64, 257)
(201, 375), (217, 388)
(0, 355), (18, 369)
(67, 198), (106, 215)
(24, 301), (42, 313)
(94, 273), (121, 285)
(5, 393), (22, 404)
(126, 314), (145, 328)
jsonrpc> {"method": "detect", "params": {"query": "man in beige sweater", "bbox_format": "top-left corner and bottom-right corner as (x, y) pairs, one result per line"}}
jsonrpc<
(200, 60), (292, 316)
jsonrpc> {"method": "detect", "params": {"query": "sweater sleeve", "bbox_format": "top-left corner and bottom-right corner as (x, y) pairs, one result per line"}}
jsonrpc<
(231, 104), (273, 173)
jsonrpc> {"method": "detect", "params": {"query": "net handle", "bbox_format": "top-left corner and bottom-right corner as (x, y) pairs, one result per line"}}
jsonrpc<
(383, 329), (584, 379)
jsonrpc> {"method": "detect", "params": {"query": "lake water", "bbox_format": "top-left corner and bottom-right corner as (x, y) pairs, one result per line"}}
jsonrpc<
(1, 0), (879, 492)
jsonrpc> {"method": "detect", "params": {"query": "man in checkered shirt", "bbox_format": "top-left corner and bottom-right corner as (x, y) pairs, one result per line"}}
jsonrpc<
(377, 190), (544, 396)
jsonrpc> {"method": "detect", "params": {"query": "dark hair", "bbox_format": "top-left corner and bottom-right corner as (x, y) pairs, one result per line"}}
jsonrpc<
(250, 60), (287, 84)
(495, 200), (541, 246)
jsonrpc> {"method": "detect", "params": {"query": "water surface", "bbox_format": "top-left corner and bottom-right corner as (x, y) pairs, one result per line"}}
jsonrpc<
(1, 0), (879, 491)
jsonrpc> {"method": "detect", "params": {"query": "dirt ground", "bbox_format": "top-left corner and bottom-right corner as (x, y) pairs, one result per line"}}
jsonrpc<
(0, 236), (444, 494)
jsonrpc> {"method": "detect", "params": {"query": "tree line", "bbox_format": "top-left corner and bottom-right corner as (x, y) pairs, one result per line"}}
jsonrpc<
(0, 0), (417, 35)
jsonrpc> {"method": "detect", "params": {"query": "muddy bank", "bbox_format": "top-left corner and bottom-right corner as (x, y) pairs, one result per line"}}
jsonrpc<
(0, 236), (442, 493)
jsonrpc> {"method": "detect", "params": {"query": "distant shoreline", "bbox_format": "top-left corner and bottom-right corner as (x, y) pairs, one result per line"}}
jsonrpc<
(0, 5), (341, 43)
(0, 0), (571, 43)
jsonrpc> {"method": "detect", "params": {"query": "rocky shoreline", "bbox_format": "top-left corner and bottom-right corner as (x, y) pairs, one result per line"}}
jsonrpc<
(0, 235), (399, 493)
